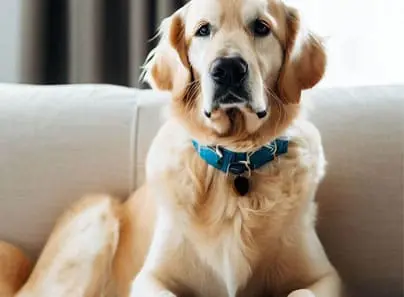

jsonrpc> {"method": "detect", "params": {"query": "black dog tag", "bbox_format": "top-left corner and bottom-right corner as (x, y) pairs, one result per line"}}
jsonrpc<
(234, 176), (250, 196)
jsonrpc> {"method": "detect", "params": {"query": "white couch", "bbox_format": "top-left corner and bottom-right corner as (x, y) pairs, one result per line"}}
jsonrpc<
(0, 83), (402, 296)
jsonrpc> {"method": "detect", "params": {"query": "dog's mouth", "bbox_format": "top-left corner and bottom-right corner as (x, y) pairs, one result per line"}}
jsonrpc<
(204, 90), (268, 120)
(214, 87), (250, 108)
(217, 91), (247, 105)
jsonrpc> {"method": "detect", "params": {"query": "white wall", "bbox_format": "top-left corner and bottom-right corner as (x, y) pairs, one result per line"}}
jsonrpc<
(288, 0), (404, 87)
(0, 0), (22, 83)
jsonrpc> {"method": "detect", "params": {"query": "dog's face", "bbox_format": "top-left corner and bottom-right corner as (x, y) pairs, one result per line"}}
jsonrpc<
(143, 0), (326, 149)
(187, 0), (283, 118)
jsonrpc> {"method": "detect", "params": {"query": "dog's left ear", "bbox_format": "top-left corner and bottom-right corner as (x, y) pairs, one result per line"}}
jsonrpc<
(277, 6), (326, 104)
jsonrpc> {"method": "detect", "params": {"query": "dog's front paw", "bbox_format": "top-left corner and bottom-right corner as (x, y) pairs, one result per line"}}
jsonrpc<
(158, 291), (177, 297)
(288, 289), (315, 297)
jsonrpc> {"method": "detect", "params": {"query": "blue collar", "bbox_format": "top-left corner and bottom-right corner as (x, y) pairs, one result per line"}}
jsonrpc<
(192, 138), (289, 176)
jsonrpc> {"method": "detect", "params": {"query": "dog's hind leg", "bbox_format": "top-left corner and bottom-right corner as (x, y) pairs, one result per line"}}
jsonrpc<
(16, 195), (121, 297)
(0, 241), (32, 297)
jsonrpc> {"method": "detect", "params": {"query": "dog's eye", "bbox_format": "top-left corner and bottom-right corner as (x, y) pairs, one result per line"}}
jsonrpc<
(253, 20), (271, 37)
(195, 23), (211, 37)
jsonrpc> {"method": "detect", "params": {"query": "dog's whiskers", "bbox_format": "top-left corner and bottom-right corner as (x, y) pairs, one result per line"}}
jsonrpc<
(265, 87), (286, 135)
(183, 82), (201, 117)
(186, 79), (201, 89)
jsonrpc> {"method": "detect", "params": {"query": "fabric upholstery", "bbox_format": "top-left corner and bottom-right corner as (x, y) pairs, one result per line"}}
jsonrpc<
(308, 86), (404, 297)
(0, 84), (168, 256)
(0, 83), (402, 296)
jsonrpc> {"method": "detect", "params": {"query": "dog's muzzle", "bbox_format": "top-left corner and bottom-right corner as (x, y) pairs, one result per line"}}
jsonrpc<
(204, 56), (267, 119)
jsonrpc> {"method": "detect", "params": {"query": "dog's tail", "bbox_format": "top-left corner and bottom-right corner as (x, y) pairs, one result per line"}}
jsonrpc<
(0, 241), (32, 297)
(16, 195), (122, 297)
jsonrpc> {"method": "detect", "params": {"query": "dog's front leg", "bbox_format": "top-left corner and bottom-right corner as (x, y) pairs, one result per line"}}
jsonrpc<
(277, 229), (344, 297)
(129, 208), (182, 297)
(287, 271), (342, 297)
(130, 271), (176, 297)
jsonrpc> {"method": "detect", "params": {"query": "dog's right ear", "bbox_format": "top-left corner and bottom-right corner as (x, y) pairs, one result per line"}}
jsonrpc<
(142, 5), (191, 96)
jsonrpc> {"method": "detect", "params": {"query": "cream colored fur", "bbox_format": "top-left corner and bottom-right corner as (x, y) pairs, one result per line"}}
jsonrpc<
(119, 119), (342, 297)
(0, 0), (343, 296)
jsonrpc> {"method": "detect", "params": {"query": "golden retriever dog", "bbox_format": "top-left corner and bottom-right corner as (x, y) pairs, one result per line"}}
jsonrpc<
(0, 0), (343, 296)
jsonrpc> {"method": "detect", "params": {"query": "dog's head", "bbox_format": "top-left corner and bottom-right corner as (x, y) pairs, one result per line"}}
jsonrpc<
(143, 0), (326, 149)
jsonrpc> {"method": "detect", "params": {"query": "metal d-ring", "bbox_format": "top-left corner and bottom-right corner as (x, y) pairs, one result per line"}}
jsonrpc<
(226, 154), (252, 178)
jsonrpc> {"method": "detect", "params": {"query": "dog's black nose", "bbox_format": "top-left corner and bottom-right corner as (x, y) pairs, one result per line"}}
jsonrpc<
(210, 57), (248, 86)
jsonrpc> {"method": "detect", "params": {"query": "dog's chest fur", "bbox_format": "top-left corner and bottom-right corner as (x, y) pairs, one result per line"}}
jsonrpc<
(145, 119), (325, 297)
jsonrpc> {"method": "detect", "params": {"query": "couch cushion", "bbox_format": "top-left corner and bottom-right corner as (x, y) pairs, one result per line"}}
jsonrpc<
(0, 84), (168, 256)
(308, 85), (404, 297)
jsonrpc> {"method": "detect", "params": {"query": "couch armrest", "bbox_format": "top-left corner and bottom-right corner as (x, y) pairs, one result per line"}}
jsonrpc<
(0, 84), (168, 256)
